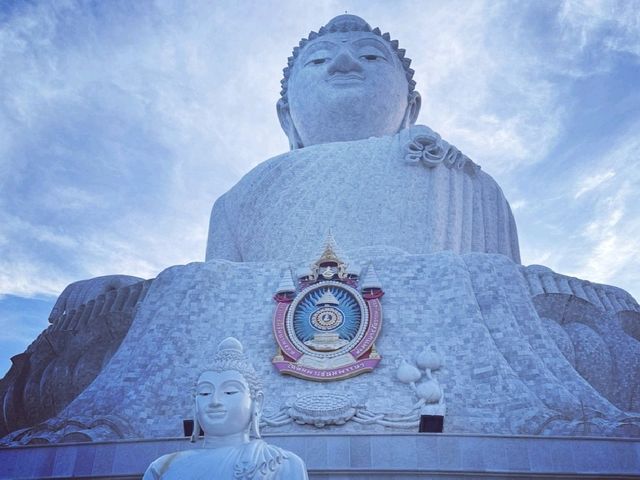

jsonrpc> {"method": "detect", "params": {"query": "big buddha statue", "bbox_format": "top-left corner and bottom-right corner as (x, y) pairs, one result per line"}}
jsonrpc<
(2, 13), (639, 450)
(206, 14), (520, 264)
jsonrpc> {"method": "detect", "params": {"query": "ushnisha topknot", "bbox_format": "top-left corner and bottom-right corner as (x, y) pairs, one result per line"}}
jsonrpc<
(198, 337), (262, 399)
(280, 14), (416, 102)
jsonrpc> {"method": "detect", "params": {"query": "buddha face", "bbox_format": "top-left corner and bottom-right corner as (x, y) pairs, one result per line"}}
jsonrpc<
(195, 370), (254, 437)
(279, 30), (421, 148)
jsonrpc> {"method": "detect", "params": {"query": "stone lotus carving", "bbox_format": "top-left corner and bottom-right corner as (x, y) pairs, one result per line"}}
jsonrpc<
(143, 338), (307, 480)
(261, 359), (446, 431)
(258, 343), (446, 432)
(260, 391), (423, 430)
(397, 347), (446, 416)
(287, 392), (358, 427)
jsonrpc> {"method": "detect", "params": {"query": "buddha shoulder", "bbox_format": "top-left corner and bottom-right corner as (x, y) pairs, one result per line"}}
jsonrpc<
(142, 450), (198, 480)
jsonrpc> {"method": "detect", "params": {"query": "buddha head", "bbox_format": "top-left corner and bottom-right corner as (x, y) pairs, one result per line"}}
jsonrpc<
(277, 14), (421, 150)
(191, 337), (263, 443)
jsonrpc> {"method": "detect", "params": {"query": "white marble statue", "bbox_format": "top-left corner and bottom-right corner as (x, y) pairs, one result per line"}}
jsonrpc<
(143, 337), (307, 480)
(206, 14), (520, 264)
(5, 13), (639, 449)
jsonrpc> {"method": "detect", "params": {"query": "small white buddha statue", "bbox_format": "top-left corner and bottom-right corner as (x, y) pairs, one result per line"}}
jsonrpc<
(143, 337), (307, 479)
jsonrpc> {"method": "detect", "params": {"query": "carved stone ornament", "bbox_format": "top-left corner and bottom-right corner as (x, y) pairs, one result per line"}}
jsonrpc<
(260, 391), (424, 430)
(403, 125), (480, 174)
(272, 234), (383, 381)
(287, 392), (358, 427)
(397, 347), (446, 416)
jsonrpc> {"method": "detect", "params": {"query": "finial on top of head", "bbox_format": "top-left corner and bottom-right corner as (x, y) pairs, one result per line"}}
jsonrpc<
(202, 337), (262, 399)
(218, 336), (243, 354)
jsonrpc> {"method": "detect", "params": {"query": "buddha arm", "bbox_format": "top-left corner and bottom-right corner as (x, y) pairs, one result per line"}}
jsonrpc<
(205, 194), (242, 262)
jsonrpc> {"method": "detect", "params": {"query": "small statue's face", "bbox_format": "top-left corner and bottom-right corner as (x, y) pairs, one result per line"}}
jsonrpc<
(283, 30), (418, 147)
(195, 370), (253, 437)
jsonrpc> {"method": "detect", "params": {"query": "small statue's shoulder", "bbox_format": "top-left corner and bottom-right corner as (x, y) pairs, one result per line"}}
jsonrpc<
(279, 449), (309, 479)
(239, 439), (308, 479)
(142, 450), (196, 480)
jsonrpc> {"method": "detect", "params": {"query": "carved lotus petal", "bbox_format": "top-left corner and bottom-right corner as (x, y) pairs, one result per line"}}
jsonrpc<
(416, 350), (441, 371)
(396, 359), (422, 384)
(416, 379), (442, 403)
(288, 392), (357, 427)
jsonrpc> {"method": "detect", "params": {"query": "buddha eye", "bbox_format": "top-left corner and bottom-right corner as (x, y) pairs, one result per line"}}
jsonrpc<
(305, 57), (328, 66)
(361, 54), (381, 61)
(224, 390), (239, 395)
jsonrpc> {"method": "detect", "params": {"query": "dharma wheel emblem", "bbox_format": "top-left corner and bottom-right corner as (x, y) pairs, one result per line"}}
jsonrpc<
(272, 235), (384, 381)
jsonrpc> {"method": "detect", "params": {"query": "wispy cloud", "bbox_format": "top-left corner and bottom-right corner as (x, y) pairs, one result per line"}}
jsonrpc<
(558, 0), (640, 60)
(574, 170), (616, 198)
(519, 120), (640, 298)
(572, 172), (640, 289)
(0, 0), (638, 309)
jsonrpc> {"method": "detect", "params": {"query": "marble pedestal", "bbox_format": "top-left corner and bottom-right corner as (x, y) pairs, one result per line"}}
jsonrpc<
(1, 433), (639, 479)
(7, 249), (638, 445)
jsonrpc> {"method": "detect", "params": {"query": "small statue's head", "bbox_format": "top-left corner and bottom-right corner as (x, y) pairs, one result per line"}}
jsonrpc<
(277, 14), (421, 150)
(191, 337), (263, 442)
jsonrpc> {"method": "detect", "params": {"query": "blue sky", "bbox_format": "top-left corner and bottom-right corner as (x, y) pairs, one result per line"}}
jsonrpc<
(1, 0), (639, 376)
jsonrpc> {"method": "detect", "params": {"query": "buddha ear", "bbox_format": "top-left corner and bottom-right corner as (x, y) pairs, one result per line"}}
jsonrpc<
(251, 392), (264, 439)
(190, 402), (200, 443)
(402, 90), (422, 128)
(253, 391), (264, 416)
(276, 99), (303, 150)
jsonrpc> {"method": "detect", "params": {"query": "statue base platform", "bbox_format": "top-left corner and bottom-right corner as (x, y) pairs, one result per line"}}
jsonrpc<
(5, 250), (639, 446)
(1, 433), (639, 479)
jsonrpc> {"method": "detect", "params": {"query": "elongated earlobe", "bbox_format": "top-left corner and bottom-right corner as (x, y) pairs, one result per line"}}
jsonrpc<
(402, 91), (422, 129)
(250, 392), (264, 438)
(191, 402), (200, 443)
(276, 99), (304, 150)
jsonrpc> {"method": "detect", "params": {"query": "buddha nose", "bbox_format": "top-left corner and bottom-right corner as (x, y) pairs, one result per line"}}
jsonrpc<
(327, 50), (363, 75)
(209, 391), (222, 407)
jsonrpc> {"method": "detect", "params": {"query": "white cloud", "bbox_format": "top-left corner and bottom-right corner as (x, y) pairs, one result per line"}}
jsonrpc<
(558, 0), (640, 59)
(531, 122), (640, 298)
(509, 200), (527, 211)
(574, 170), (616, 199)
(0, 0), (638, 305)
(572, 179), (640, 286)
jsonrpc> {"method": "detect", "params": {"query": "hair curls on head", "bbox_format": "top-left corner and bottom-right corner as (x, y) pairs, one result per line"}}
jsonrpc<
(279, 14), (416, 104)
(195, 337), (262, 399)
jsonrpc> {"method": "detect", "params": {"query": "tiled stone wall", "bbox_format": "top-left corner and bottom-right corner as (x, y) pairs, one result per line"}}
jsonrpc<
(9, 250), (638, 443)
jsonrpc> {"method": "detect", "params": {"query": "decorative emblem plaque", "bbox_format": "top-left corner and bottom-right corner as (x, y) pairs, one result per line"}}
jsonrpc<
(272, 236), (384, 381)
